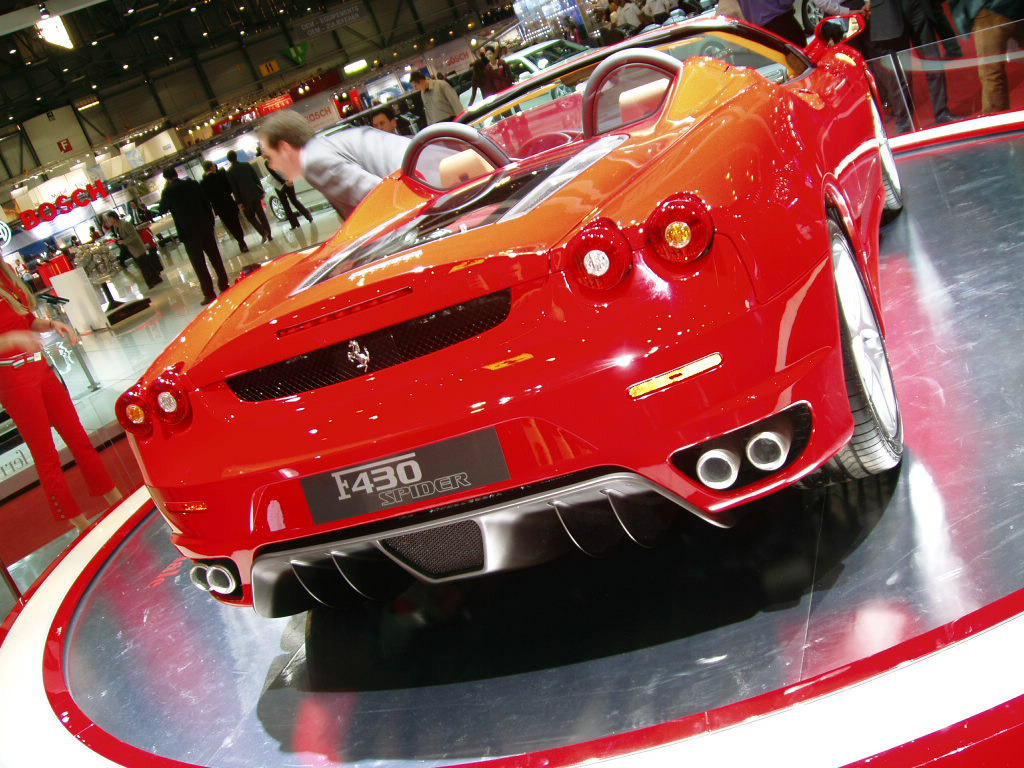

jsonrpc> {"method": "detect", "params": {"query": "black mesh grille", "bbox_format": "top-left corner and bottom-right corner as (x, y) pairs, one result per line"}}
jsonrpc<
(381, 520), (485, 578)
(227, 290), (512, 402)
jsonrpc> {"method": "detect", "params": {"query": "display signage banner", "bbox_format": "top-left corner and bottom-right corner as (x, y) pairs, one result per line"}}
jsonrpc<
(285, 43), (309, 66)
(259, 59), (281, 77)
(295, 2), (367, 40)
(258, 94), (294, 115)
(20, 180), (109, 230)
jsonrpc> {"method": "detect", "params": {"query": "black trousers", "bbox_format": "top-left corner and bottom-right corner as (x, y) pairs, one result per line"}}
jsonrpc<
(214, 204), (247, 250)
(763, 11), (807, 49)
(181, 223), (229, 299)
(240, 198), (272, 240)
(276, 184), (313, 229)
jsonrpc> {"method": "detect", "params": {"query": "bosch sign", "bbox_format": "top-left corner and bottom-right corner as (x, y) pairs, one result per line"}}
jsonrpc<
(20, 180), (109, 230)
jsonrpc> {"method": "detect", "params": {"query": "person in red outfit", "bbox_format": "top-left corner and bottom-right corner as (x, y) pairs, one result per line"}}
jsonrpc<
(0, 257), (120, 532)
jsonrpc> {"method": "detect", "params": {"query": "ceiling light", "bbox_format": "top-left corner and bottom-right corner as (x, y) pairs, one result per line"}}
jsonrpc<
(38, 3), (49, 20)
(153, 34), (159, 40)
(91, 83), (97, 89)
(91, 40), (97, 45)
(168, 55), (174, 61)
(190, 5), (196, 10)
(62, 66), (68, 72)
(239, 29), (246, 35)
(7, 49), (14, 54)
(202, 31), (208, 36)
(127, 7), (134, 13)
(35, 96), (41, 101)
(36, 15), (73, 48)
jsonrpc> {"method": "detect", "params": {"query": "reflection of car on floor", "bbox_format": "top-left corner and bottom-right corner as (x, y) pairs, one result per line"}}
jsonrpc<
(118, 16), (904, 617)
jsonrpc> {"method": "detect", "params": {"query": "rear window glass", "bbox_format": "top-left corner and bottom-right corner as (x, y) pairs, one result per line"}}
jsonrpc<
(308, 161), (566, 285)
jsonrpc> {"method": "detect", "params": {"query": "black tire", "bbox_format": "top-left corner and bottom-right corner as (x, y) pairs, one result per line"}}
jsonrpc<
(826, 218), (903, 479)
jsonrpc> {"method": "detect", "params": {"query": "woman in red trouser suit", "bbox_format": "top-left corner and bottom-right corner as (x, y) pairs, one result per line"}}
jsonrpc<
(0, 257), (120, 532)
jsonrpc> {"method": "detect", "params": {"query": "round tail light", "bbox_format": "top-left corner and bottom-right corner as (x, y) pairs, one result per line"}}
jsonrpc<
(567, 218), (633, 291)
(116, 386), (153, 438)
(150, 365), (192, 426)
(645, 193), (714, 264)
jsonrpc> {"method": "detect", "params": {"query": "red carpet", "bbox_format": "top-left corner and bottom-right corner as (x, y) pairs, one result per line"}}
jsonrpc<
(0, 436), (144, 566)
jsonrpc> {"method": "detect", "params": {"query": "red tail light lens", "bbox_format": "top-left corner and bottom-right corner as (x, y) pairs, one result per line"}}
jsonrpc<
(150, 365), (192, 426)
(566, 218), (633, 291)
(116, 385), (153, 438)
(645, 193), (714, 264)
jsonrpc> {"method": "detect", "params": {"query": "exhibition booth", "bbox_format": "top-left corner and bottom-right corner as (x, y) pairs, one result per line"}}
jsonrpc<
(3, 20), (1024, 768)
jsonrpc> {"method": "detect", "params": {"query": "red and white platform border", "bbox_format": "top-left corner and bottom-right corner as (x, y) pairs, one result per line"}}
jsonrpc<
(4, 115), (1024, 767)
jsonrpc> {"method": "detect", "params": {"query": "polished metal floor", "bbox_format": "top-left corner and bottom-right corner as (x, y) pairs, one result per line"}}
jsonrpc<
(61, 134), (1024, 767)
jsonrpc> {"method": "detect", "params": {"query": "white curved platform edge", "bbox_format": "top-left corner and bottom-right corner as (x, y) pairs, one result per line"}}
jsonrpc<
(0, 487), (151, 768)
(890, 111), (1024, 150)
(0, 484), (1023, 767)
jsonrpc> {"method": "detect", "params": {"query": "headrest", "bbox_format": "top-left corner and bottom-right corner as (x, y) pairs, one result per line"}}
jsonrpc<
(619, 78), (670, 125)
(438, 149), (496, 188)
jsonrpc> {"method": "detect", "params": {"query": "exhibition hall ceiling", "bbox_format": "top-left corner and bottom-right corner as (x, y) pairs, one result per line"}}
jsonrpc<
(0, 0), (474, 129)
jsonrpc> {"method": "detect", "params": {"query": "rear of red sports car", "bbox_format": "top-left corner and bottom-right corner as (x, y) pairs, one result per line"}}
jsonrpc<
(119, 19), (899, 616)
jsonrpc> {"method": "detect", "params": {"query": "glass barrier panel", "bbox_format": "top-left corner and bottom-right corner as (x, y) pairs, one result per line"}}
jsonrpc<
(866, 17), (1024, 135)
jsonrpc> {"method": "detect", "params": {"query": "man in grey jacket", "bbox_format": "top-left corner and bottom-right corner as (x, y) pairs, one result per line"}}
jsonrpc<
(258, 111), (411, 219)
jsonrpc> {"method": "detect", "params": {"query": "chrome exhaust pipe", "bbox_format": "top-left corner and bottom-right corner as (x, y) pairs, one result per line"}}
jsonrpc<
(206, 565), (238, 595)
(189, 564), (212, 592)
(695, 446), (741, 490)
(745, 423), (792, 472)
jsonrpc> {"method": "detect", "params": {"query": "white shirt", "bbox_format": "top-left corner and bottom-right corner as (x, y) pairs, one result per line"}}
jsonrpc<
(644, 0), (670, 15)
(617, 2), (643, 28)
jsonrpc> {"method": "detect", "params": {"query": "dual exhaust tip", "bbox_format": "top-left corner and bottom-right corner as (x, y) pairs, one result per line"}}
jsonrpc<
(695, 423), (792, 491)
(189, 562), (238, 595)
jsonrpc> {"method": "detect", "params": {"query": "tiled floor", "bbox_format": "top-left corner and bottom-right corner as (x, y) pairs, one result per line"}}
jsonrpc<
(0, 208), (339, 601)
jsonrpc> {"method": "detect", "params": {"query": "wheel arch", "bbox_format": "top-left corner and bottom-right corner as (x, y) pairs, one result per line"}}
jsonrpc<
(821, 178), (887, 338)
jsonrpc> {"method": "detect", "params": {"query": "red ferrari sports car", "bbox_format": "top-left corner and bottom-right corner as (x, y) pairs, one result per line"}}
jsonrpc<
(118, 16), (903, 617)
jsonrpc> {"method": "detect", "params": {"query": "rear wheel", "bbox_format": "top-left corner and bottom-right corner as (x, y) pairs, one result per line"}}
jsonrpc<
(827, 219), (903, 479)
(871, 99), (904, 222)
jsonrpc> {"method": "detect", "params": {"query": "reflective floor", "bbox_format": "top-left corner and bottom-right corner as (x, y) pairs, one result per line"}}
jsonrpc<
(60, 134), (1024, 767)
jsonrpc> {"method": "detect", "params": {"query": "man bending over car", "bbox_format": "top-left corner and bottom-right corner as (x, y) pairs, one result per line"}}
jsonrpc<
(258, 110), (411, 219)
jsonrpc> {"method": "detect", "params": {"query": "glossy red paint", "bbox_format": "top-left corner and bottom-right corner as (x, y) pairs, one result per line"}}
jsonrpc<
(118, 18), (892, 610)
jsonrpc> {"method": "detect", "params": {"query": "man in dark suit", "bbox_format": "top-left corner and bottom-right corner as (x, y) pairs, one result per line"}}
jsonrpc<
(201, 161), (249, 253)
(225, 149), (273, 242)
(159, 166), (230, 306)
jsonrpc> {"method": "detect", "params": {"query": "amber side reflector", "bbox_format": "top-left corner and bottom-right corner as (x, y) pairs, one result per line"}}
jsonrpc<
(628, 352), (722, 399)
(163, 501), (209, 513)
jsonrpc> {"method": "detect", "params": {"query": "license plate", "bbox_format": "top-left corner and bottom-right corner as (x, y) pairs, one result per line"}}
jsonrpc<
(301, 428), (511, 524)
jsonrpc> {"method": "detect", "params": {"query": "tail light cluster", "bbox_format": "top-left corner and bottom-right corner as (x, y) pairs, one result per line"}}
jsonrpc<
(116, 363), (193, 438)
(645, 193), (714, 264)
(564, 194), (715, 292)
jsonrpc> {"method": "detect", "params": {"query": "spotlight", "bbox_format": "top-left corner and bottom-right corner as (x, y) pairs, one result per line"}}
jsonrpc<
(38, 3), (49, 20)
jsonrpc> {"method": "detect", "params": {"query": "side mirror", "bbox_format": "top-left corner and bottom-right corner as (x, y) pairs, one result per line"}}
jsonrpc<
(814, 13), (865, 46)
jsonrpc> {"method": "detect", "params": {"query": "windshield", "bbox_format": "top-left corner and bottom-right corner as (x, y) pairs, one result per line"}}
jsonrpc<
(468, 29), (806, 158)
